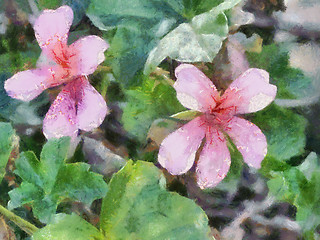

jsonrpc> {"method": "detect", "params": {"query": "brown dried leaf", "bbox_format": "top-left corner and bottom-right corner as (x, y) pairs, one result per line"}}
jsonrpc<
(0, 217), (16, 240)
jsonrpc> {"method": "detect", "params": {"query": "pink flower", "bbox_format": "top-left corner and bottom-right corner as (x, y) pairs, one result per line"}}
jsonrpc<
(4, 6), (109, 139)
(158, 64), (277, 189)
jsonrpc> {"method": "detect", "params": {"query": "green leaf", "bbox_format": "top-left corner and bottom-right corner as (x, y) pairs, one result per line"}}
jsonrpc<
(9, 182), (43, 209)
(36, 0), (62, 9)
(121, 76), (184, 142)
(40, 138), (71, 189)
(0, 37), (40, 72)
(87, 0), (184, 31)
(246, 43), (313, 99)
(267, 173), (290, 200)
(100, 160), (212, 240)
(105, 26), (157, 86)
(88, 0), (241, 83)
(267, 154), (320, 237)
(0, 122), (16, 183)
(267, 168), (306, 204)
(182, 0), (224, 19)
(144, 0), (241, 74)
(87, 0), (184, 85)
(170, 110), (201, 120)
(210, 0), (242, 12)
(32, 214), (104, 240)
(53, 163), (108, 205)
(63, 0), (91, 25)
(252, 104), (307, 164)
(297, 152), (319, 181)
(268, 168), (320, 237)
(296, 204), (320, 235)
(0, 72), (19, 118)
(8, 138), (108, 223)
(14, 151), (44, 188)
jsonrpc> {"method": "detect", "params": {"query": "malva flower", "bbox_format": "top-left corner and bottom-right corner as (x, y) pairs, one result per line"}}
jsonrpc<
(158, 64), (277, 189)
(4, 5), (109, 139)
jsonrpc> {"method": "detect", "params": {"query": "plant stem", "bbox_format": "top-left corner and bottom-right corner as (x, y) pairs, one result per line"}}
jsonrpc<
(28, 0), (40, 16)
(152, 67), (175, 86)
(0, 204), (38, 235)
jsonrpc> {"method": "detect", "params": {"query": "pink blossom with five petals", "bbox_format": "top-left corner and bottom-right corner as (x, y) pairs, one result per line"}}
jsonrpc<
(158, 64), (277, 189)
(4, 5), (109, 139)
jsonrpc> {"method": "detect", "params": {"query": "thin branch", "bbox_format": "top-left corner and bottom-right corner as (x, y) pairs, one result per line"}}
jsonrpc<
(0, 204), (38, 236)
(221, 197), (275, 240)
(151, 67), (175, 86)
(27, 0), (40, 25)
(27, 0), (40, 16)
(95, 65), (112, 73)
(275, 94), (320, 108)
(221, 196), (303, 240)
(250, 215), (301, 232)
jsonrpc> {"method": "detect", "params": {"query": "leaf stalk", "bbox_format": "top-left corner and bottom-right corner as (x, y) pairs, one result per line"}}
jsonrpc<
(0, 204), (38, 235)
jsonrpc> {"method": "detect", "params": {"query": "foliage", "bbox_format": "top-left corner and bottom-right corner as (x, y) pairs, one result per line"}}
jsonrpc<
(252, 104), (307, 164)
(267, 153), (320, 239)
(0, 122), (16, 183)
(144, 0), (241, 74)
(86, 0), (185, 85)
(0, 28), (49, 125)
(121, 75), (184, 142)
(100, 160), (212, 239)
(246, 43), (313, 99)
(87, 0), (241, 86)
(32, 214), (104, 240)
(30, 160), (213, 239)
(8, 138), (108, 223)
(0, 0), (318, 239)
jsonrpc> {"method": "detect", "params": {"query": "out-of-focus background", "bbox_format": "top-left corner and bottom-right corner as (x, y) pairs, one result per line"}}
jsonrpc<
(0, 0), (319, 239)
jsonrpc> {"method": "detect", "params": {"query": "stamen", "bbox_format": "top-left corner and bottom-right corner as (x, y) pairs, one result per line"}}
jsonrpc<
(60, 41), (67, 60)
(207, 126), (211, 134)
(215, 129), (220, 136)
(51, 47), (70, 69)
(211, 95), (217, 102)
(209, 105), (215, 114)
(199, 122), (206, 127)
(226, 118), (232, 123)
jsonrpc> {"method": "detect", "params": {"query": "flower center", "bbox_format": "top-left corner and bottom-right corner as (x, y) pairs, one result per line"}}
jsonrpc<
(201, 101), (237, 132)
(50, 41), (76, 81)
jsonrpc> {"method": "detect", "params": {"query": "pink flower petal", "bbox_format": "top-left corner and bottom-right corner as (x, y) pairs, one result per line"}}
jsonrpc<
(34, 5), (73, 50)
(37, 59), (79, 87)
(223, 116), (267, 169)
(174, 64), (219, 112)
(158, 117), (206, 175)
(196, 129), (231, 189)
(75, 77), (108, 131)
(4, 69), (51, 101)
(43, 84), (78, 139)
(219, 68), (277, 114)
(227, 37), (250, 80)
(36, 51), (57, 69)
(69, 36), (109, 75)
(212, 36), (250, 85)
